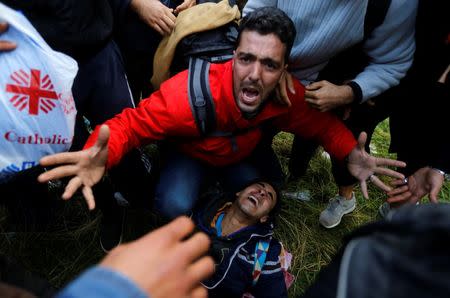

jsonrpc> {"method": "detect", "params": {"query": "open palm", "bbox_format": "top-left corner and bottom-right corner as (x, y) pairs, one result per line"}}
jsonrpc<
(38, 125), (110, 210)
(347, 132), (406, 198)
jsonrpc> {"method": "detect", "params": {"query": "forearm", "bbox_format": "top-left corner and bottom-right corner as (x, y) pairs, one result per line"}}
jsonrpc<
(57, 267), (147, 298)
(352, 0), (417, 102)
(276, 81), (357, 161)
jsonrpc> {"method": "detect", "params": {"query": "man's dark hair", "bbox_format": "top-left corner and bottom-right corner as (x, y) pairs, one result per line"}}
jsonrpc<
(237, 7), (296, 63)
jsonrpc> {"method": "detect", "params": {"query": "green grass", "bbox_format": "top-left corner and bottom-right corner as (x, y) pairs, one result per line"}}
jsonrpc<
(272, 124), (389, 296)
(273, 121), (450, 296)
(1, 120), (449, 296)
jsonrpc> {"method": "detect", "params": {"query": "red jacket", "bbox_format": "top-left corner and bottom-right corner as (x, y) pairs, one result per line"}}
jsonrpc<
(85, 61), (356, 168)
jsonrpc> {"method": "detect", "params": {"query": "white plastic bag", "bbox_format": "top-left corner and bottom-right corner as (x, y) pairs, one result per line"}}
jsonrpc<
(0, 3), (78, 180)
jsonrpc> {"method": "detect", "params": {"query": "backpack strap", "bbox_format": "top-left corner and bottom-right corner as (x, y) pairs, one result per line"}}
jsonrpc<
(252, 238), (270, 286)
(364, 0), (392, 39)
(188, 57), (217, 136)
(187, 57), (260, 145)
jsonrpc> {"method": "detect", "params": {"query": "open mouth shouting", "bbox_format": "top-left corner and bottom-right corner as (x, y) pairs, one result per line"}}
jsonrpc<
(240, 85), (261, 106)
(247, 194), (259, 208)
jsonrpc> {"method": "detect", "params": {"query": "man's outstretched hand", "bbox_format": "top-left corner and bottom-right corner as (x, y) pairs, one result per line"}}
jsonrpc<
(347, 132), (406, 198)
(38, 125), (110, 210)
(387, 167), (445, 205)
(101, 216), (214, 298)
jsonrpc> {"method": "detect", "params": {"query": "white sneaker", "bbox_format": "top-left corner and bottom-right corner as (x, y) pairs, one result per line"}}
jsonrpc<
(378, 202), (392, 219)
(319, 193), (356, 228)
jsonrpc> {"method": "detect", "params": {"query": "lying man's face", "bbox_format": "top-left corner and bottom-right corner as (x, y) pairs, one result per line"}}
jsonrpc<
(235, 182), (277, 223)
(232, 30), (287, 114)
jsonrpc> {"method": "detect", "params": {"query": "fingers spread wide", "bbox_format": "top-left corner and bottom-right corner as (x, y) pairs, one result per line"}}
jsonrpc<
(374, 167), (405, 180)
(62, 176), (83, 200)
(375, 157), (406, 169)
(38, 165), (79, 183)
(370, 175), (392, 192)
(82, 186), (96, 210)
(360, 180), (369, 199)
(40, 152), (82, 167)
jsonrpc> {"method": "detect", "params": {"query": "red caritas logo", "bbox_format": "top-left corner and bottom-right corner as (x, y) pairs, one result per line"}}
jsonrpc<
(6, 69), (59, 116)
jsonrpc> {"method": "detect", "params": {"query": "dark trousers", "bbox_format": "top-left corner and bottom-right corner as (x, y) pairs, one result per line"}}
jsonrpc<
(155, 141), (284, 220)
(71, 40), (153, 206)
(114, 0), (181, 101)
(289, 96), (391, 186)
(71, 40), (135, 151)
(0, 166), (58, 230)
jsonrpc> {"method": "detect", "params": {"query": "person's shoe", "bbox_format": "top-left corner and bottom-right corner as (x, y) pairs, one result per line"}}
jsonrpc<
(378, 202), (392, 219)
(379, 201), (418, 219)
(282, 190), (311, 202)
(319, 193), (356, 228)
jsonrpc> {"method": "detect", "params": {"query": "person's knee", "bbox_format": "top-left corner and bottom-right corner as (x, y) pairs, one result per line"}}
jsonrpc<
(154, 191), (196, 219)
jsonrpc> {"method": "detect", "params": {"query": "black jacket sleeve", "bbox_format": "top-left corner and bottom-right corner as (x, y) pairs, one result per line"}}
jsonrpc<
(3, 0), (116, 61)
(108, 0), (132, 25)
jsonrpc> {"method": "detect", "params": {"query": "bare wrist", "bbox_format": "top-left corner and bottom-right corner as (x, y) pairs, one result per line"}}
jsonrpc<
(430, 167), (450, 181)
(130, 0), (142, 13)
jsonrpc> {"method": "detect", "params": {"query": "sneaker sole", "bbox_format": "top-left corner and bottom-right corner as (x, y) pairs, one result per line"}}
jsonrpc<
(378, 204), (387, 219)
(320, 204), (356, 229)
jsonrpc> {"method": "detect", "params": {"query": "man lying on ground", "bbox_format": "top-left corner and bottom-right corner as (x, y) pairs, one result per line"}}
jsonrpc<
(194, 180), (288, 297)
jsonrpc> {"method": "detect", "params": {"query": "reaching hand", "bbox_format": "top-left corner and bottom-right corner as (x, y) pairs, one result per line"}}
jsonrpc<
(38, 125), (110, 210)
(346, 132), (406, 198)
(275, 70), (294, 107)
(174, 0), (196, 14)
(0, 22), (16, 52)
(101, 216), (214, 298)
(130, 0), (177, 36)
(387, 167), (445, 205)
(305, 80), (353, 112)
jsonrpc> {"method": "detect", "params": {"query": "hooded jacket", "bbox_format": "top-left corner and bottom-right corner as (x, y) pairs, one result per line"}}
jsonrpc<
(84, 60), (356, 168)
(194, 196), (288, 298)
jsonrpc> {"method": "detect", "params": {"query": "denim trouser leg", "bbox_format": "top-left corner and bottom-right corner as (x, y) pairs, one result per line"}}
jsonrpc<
(220, 141), (284, 194)
(221, 162), (262, 195)
(155, 152), (207, 219)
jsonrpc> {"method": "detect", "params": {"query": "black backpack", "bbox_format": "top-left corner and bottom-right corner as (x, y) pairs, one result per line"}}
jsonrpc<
(169, 0), (239, 136)
(301, 204), (450, 298)
(170, 0), (238, 75)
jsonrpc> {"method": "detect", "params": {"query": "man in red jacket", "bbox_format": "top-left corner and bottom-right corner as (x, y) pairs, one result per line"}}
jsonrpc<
(37, 7), (405, 219)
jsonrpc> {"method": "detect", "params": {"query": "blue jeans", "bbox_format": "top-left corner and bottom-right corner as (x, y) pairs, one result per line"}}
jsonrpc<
(155, 144), (283, 219)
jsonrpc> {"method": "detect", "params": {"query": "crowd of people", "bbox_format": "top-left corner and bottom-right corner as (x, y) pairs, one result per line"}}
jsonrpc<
(0, 0), (449, 297)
